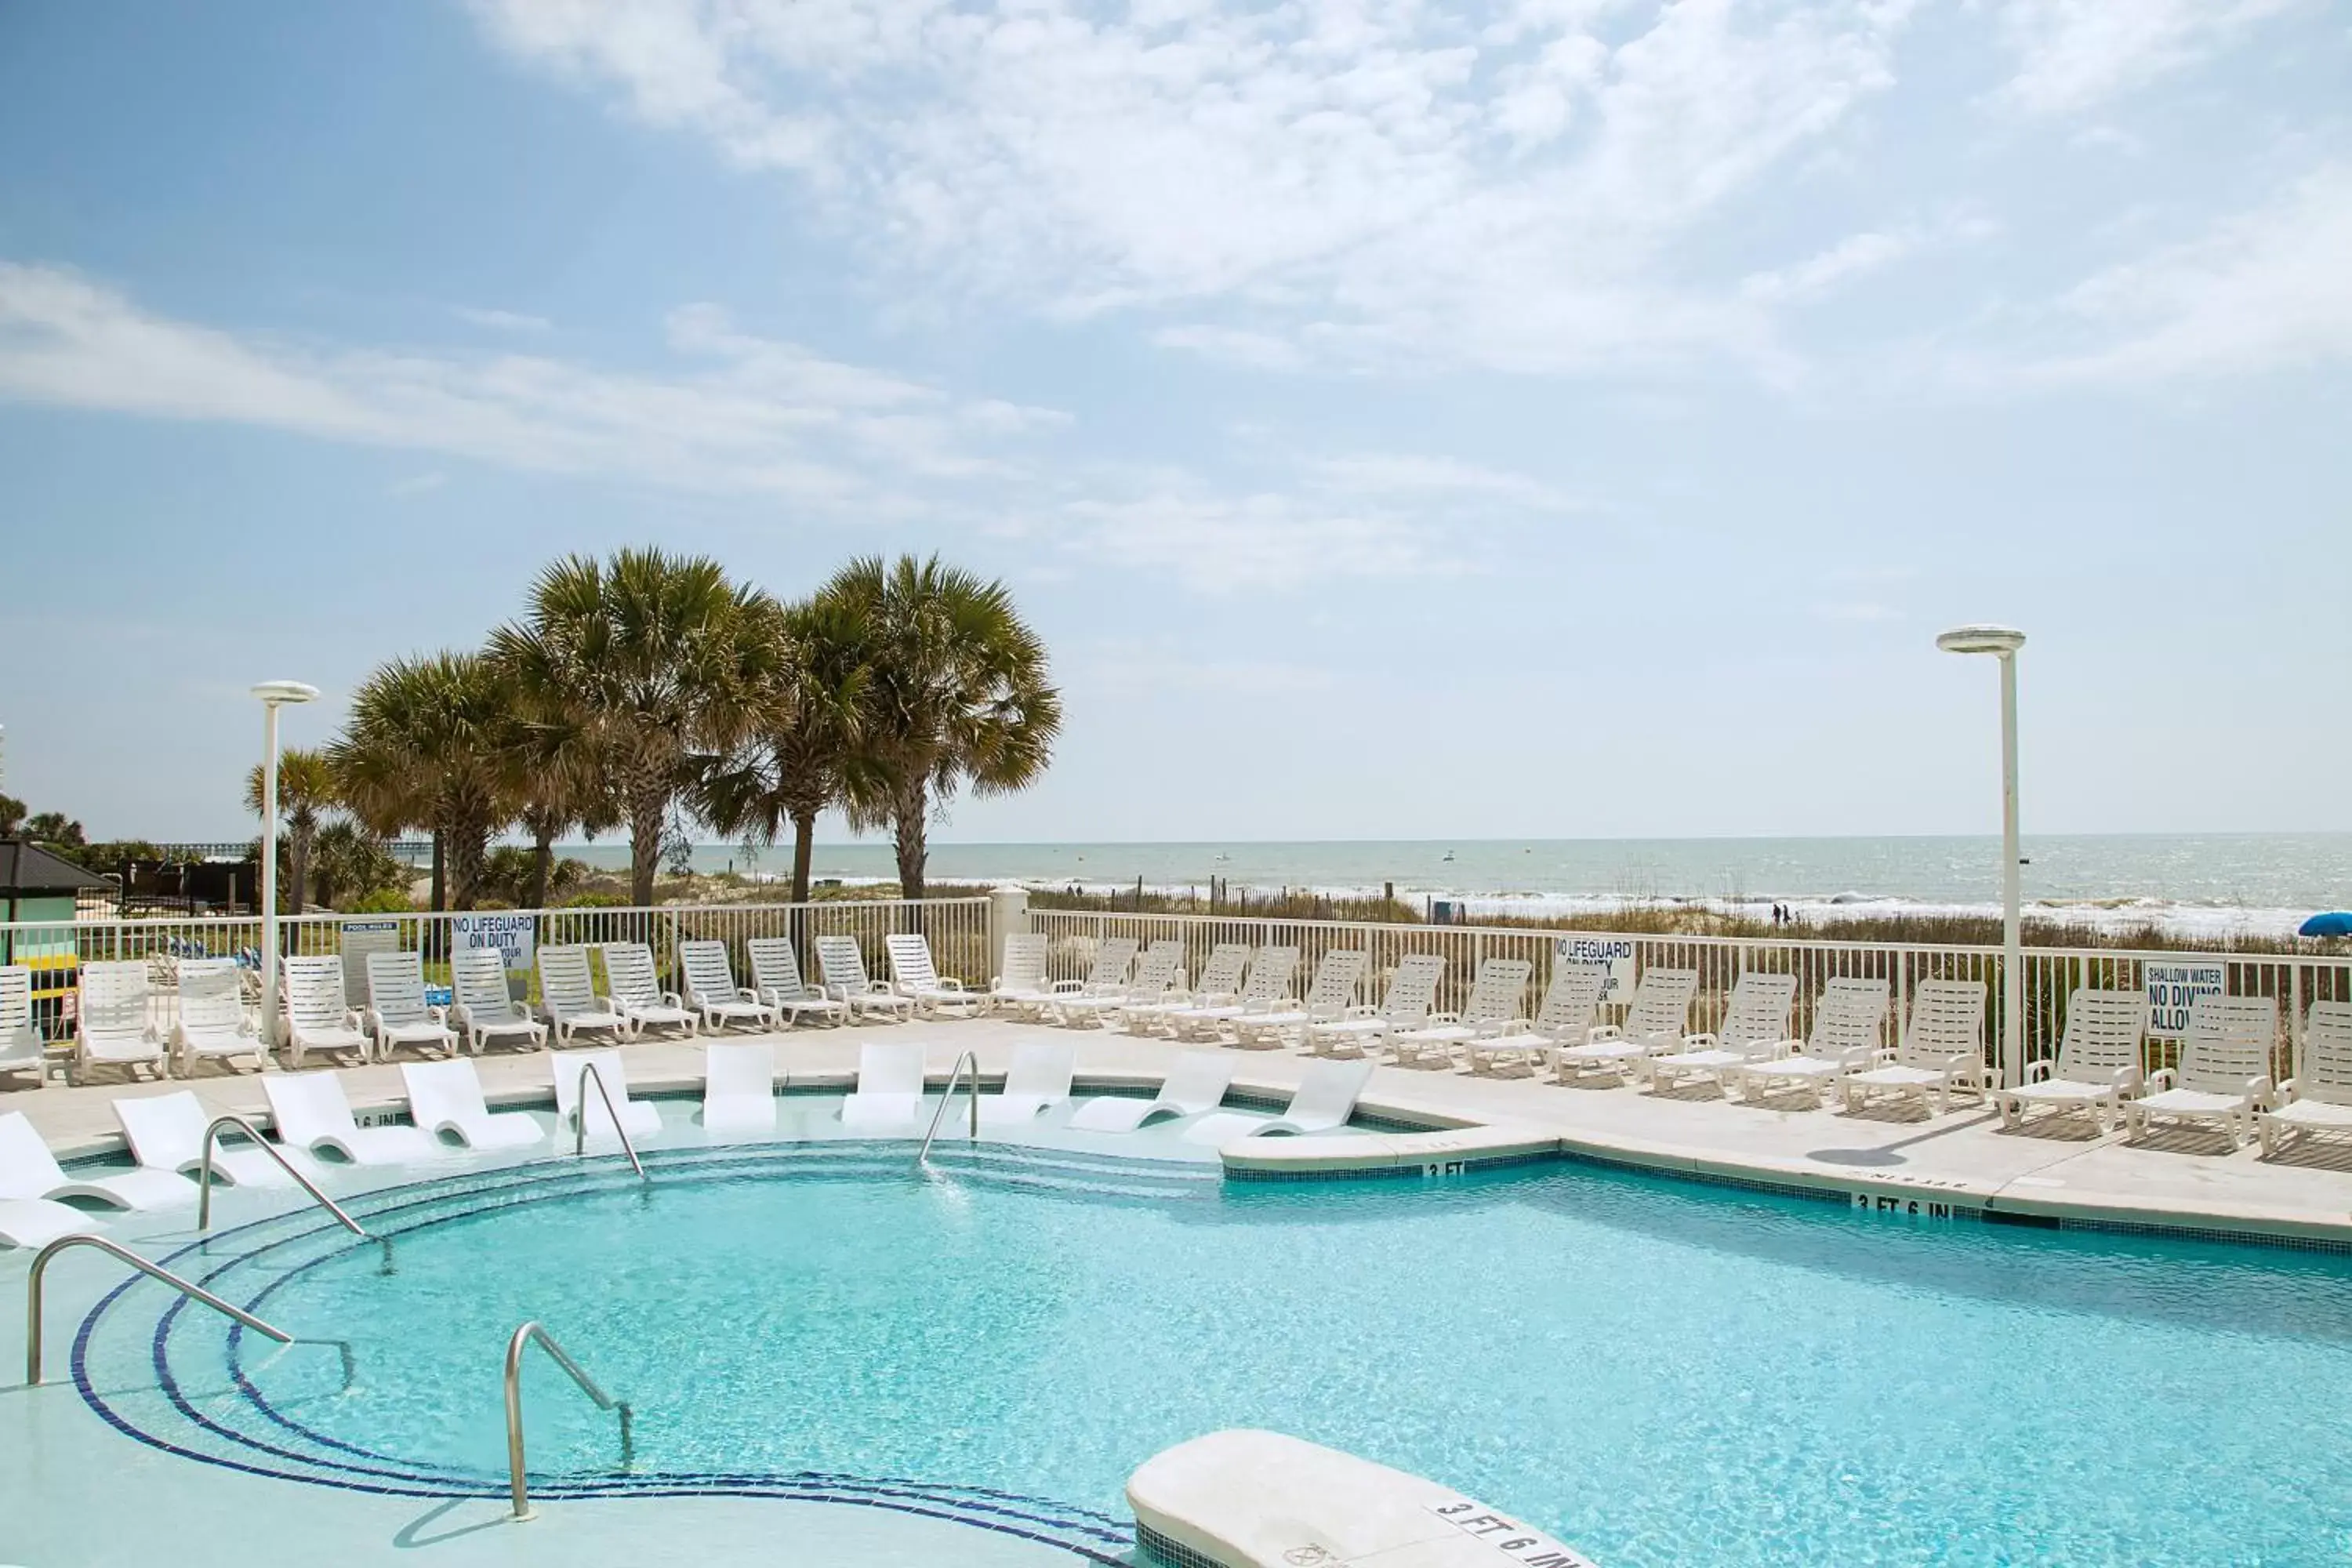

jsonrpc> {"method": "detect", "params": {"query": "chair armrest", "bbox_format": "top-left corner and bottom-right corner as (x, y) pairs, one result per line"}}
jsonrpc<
(1341, 1004), (1379, 1019)
(2146, 1068), (2177, 1091)
(2022, 1060), (2053, 1083)
(2274, 1076), (2299, 1105)
(2247, 1075), (2274, 1105)
(737, 986), (761, 1004)
(1585, 1024), (1622, 1043)
(662, 989), (684, 1007)
(343, 1008), (365, 1031)
(1424, 1011), (1463, 1027)
(429, 1005), (448, 1026)
(1682, 1031), (1720, 1050)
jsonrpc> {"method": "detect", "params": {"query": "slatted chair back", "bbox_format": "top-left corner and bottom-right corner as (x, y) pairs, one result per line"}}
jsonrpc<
(996, 934), (1048, 993)
(1460, 958), (1534, 1026)
(885, 934), (947, 991)
(601, 943), (667, 1009)
(1, 964), (43, 1063)
(452, 946), (526, 1022)
(747, 938), (815, 1001)
(283, 955), (354, 1033)
(1896, 978), (1987, 1069)
(678, 941), (742, 1007)
(1534, 962), (1610, 1037)
(537, 946), (603, 1017)
(1236, 946), (1301, 1006)
(1708, 971), (1798, 1051)
(1620, 967), (1700, 1043)
(1806, 977), (1889, 1056)
(1188, 943), (1250, 998)
(79, 960), (152, 1047)
(1076, 937), (1141, 992)
(1300, 950), (1369, 1013)
(2177, 994), (2278, 1094)
(365, 951), (434, 1026)
(1378, 956), (1448, 1024)
(815, 936), (876, 994)
(2052, 990), (2145, 1082)
(2299, 1001), (2352, 1108)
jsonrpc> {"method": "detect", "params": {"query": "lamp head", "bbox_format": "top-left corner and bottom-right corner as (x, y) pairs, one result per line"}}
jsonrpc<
(1935, 625), (2025, 657)
(250, 680), (321, 706)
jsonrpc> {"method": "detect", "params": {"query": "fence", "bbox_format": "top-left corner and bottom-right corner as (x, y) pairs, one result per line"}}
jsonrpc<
(0, 897), (992, 1044)
(1027, 908), (2352, 1085)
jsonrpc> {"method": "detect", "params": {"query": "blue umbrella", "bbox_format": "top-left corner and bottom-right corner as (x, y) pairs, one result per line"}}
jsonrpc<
(2298, 911), (2352, 938)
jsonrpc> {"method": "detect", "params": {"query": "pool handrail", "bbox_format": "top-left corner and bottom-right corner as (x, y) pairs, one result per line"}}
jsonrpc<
(916, 1049), (982, 1166)
(572, 1060), (647, 1181)
(197, 1112), (369, 1236)
(504, 1319), (633, 1520)
(26, 1232), (291, 1385)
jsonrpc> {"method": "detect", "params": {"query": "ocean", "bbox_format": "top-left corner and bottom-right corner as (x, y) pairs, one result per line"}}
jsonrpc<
(557, 833), (2352, 940)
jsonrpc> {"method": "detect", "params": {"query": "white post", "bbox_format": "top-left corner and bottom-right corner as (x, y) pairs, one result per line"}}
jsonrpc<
(260, 700), (282, 1051)
(989, 884), (1029, 985)
(1998, 648), (2023, 1091)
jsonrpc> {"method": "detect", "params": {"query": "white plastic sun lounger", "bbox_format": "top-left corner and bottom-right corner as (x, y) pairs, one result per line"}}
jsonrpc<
(2262, 1001), (2352, 1157)
(365, 950), (462, 1062)
(702, 1040), (779, 1136)
(0, 1196), (100, 1248)
(113, 1089), (325, 1188)
(1732, 978), (1889, 1109)
(401, 1058), (543, 1151)
(1232, 949), (1369, 1051)
(169, 959), (265, 1077)
(1038, 937), (1145, 1027)
(76, 960), (168, 1084)
(1997, 989), (2145, 1135)
(602, 942), (701, 1040)
(1068, 1051), (1239, 1133)
(1639, 971), (1798, 1096)
(1167, 947), (1301, 1043)
(2123, 994), (2276, 1148)
(987, 933), (1054, 1018)
(538, 946), (632, 1047)
(841, 1041), (928, 1131)
(1518, 962), (1611, 1054)
(885, 934), (983, 1019)
(282, 954), (373, 1068)
(0, 1109), (196, 1209)
(1123, 943), (1245, 1036)
(1388, 958), (1534, 1071)
(745, 938), (849, 1028)
(816, 937), (918, 1023)
(980, 1040), (1077, 1124)
(677, 940), (777, 1035)
(1305, 954), (1447, 1060)
(1552, 967), (1700, 1083)
(448, 946), (548, 1054)
(264, 1072), (445, 1166)
(1183, 1059), (1375, 1145)
(0, 964), (46, 1087)
(551, 1048), (662, 1142)
(1840, 978), (1991, 1117)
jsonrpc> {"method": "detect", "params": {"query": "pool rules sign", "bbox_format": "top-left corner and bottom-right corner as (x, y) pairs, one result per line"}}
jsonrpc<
(2143, 960), (2225, 1038)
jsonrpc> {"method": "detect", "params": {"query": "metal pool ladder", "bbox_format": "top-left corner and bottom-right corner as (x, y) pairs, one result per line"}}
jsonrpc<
(573, 1061), (648, 1181)
(916, 1049), (982, 1167)
(504, 1320), (633, 1520)
(195, 1112), (394, 1272)
(25, 1232), (292, 1385)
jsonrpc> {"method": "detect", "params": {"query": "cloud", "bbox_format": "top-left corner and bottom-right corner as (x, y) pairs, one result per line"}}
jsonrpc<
(453, 306), (553, 332)
(1740, 230), (1916, 304)
(387, 470), (448, 496)
(1060, 489), (1454, 591)
(1152, 325), (1308, 372)
(1304, 452), (1584, 513)
(1992, 0), (2303, 118)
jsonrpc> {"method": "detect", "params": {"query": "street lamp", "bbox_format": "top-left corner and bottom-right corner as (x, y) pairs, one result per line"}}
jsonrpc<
(1936, 626), (2026, 1087)
(252, 681), (320, 1050)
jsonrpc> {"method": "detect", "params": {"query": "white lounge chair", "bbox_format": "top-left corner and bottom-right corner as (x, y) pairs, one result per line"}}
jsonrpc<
(551, 1048), (662, 1142)
(1732, 978), (1889, 1109)
(448, 946), (549, 1054)
(1552, 967), (1700, 1083)
(1067, 1051), (1238, 1132)
(1640, 971), (1799, 1096)
(1167, 946), (1301, 1044)
(1183, 1059), (1375, 1145)
(1305, 954), (1447, 1060)
(169, 959), (264, 1077)
(76, 960), (168, 1084)
(364, 950), (462, 1062)
(1232, 949), (1369, 1051)
(1388, 958), (1534, 1070)
(2122, 994), (2276, 1148)
(112, 1089), (325, 1188)
(0, 1109), (196, 1209)
(1997, 989), (2145, 1135)
(402, 1058), (543, 1150)
(263, 1072), (445, 1165)
(677, 941), (777, 1034)
(2262, 1001), (2352, 1158)
(1121, 942), (1244, 1036)
(282, 954), (374, 1069)
(884, 933), (982, 1019)
(601, 942), (701, 1039)
(987, 933), (1054, 1018)
(815, 936), (918, 1023)
(702, 1040), (779, 1136)
(1840, 979), (1991, 1116)
(1519, 961), (1613, 1052)
(1, 964), (51, 1086)
(0, 1197), (99, 1248)
(1037, 936), (1144, 1027)
(841, 1040), (927, 1131)
(538, 946), (631, 1047)
(746, 938), (850, 1029)
(980, 1041), (1077, 1124)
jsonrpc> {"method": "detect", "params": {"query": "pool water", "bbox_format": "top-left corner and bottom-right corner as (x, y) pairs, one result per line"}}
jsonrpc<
(79, 1141), (2352, 1566)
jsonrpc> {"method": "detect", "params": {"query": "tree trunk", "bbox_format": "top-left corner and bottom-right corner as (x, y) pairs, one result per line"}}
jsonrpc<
(447, 822), (490, 913)
(528, 819), (555, 911)
(629, 777), (665, 908)
(892, 781), (928, 902)
(289, 826), (312, 915)
(430, 831), (446, 913)
(790, 810), (817, 905)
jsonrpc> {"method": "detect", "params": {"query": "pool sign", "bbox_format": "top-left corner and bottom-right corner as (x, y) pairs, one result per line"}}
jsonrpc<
(453, 913), (536, 972)
(1554, 937), (1635, 1003)
(339, 920), (401, 1000)
(2144, 960), (2224, 1038)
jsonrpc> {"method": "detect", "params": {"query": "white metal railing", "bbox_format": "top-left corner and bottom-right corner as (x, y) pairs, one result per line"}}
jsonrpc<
(1028, 909), (2352, 1085)
(0, 897), (993, 1051)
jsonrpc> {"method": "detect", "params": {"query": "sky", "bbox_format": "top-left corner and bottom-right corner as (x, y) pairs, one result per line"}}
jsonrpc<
(0, 0), (2345, 847)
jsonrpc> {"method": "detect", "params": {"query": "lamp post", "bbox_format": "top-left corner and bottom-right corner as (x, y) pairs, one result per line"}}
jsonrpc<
(1936, 626), (2026, 1087)
(252, 681), (321, 1050)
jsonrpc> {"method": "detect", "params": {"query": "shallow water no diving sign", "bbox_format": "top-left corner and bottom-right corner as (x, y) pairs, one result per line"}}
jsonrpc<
(1426, 1500), (1599, 1567)
(2143, 960), (2225, 1039)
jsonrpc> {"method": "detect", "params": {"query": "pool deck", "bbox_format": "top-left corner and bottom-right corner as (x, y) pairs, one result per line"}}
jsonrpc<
(8, 1016), (2350, 1246)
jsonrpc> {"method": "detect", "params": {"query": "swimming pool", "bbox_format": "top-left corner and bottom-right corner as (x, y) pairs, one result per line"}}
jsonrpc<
(68, 1124), (2352, 1566)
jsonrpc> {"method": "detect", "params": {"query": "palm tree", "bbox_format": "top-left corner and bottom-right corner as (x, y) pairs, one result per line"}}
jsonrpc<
(328, 652), (515, 912)
(0, 795), (24, 835)
(489, 549), (786, 907)
(494, 674), (620, 910)
(824, 555), (1061, 901)
(699, 593), (875, 903)
(244, 746), (337, 913)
